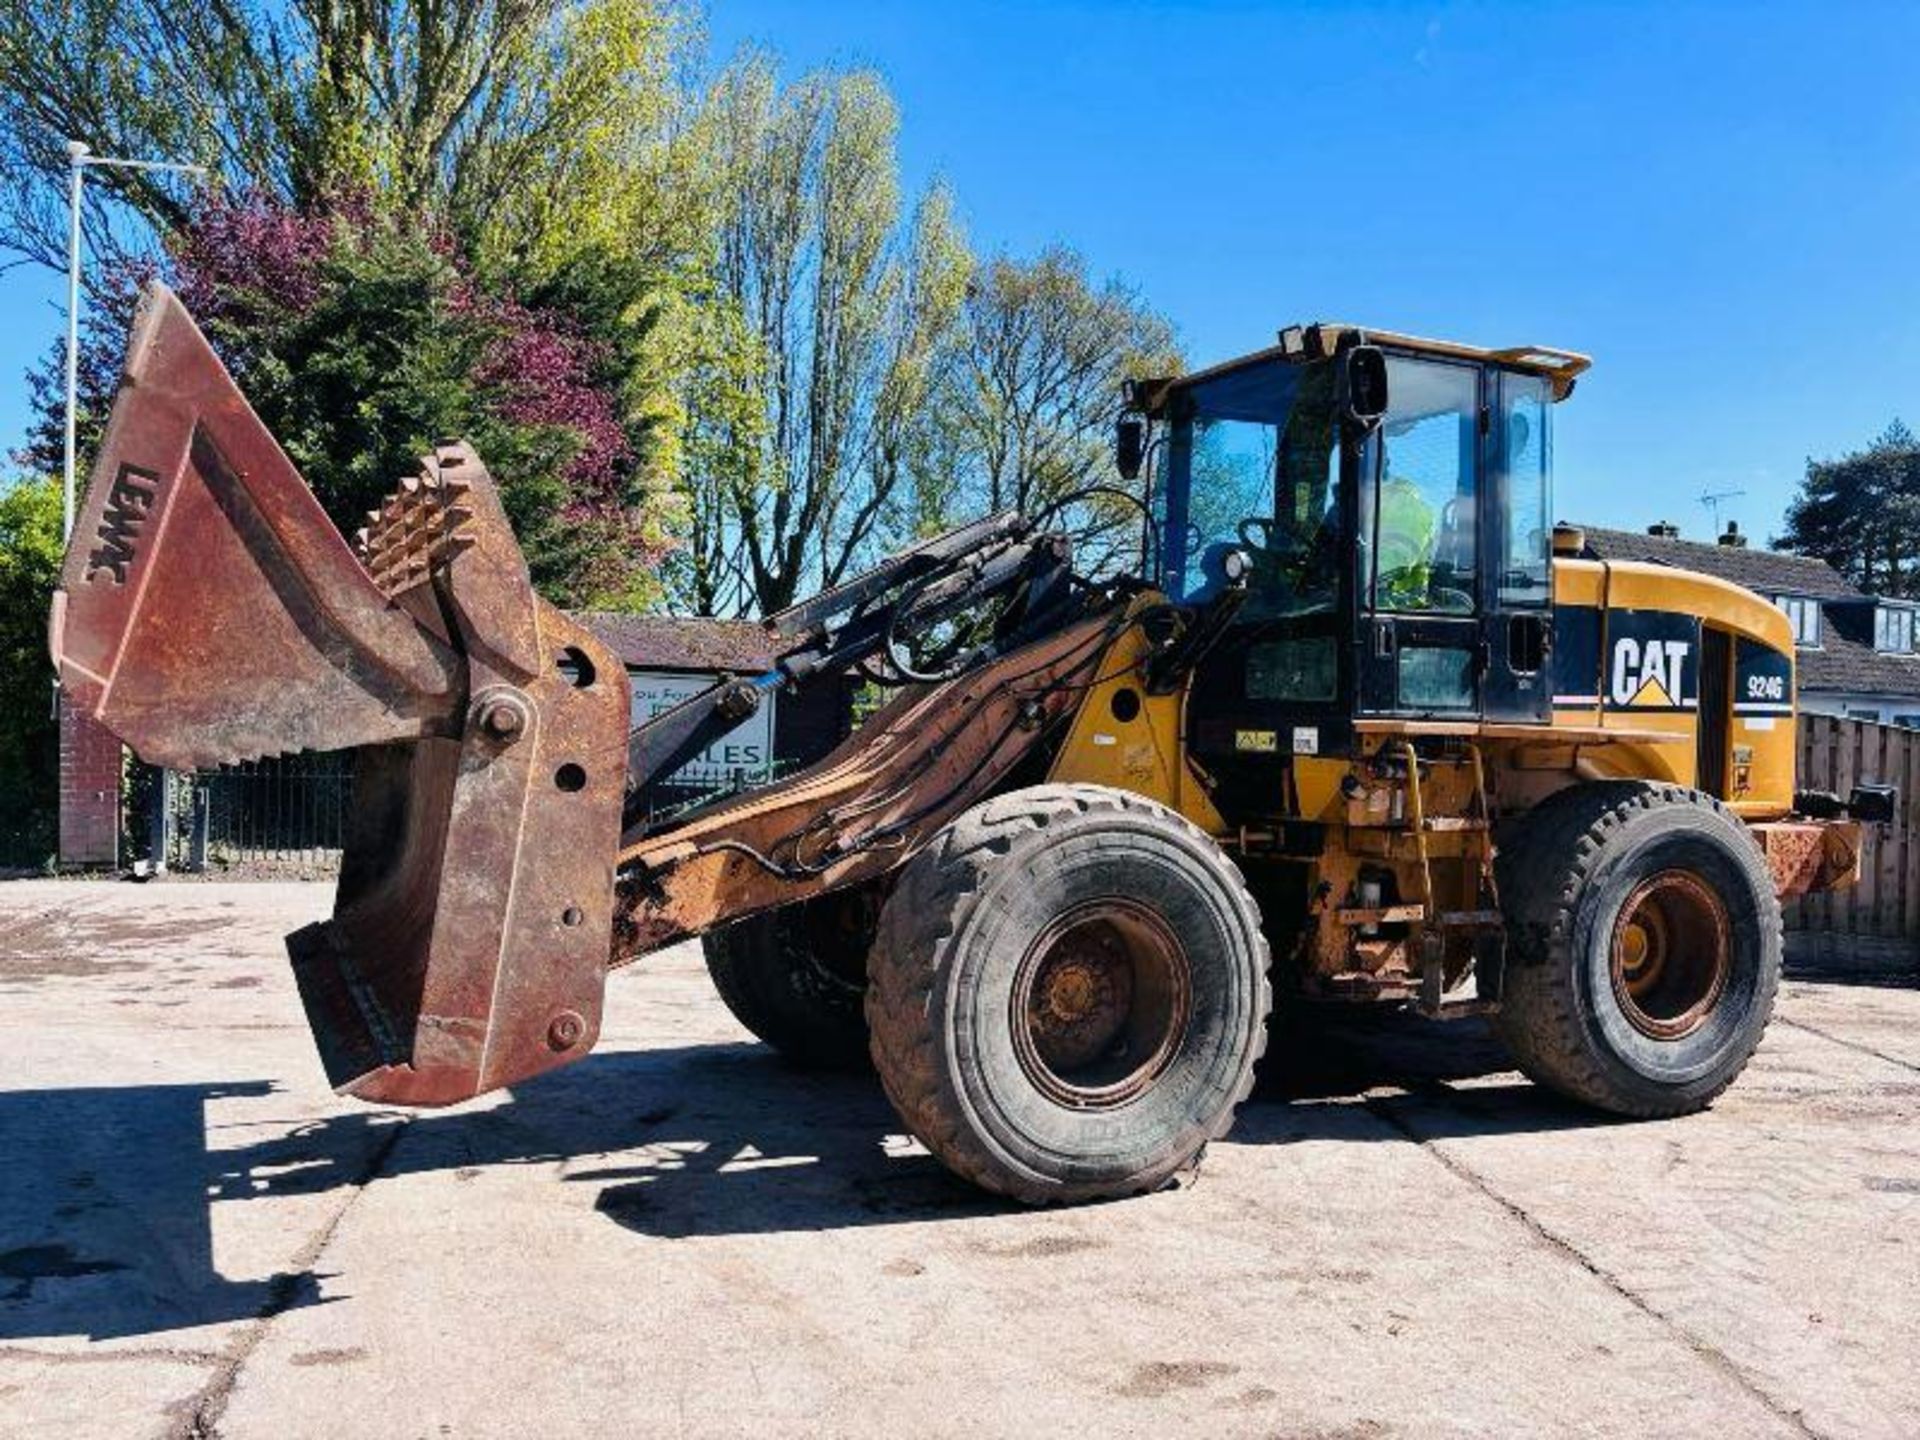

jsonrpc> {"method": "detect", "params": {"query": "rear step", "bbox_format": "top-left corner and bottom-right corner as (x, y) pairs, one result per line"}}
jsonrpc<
(51, 284), (631, 1105)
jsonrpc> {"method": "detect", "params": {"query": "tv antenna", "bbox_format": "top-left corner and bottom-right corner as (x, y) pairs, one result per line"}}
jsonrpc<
(1698, 488), (1746, 532)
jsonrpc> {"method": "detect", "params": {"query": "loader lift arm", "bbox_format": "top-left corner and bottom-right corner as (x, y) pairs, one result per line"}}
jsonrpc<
(621, 509), (1083, 838)
(50, 284), (1129, 1108)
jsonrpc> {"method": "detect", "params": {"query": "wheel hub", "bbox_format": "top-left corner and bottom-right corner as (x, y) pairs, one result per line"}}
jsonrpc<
(1028, 944), (1132, 1070)
(1609, 870), (1732, 1040)
(1011, 899), (1191, 1109)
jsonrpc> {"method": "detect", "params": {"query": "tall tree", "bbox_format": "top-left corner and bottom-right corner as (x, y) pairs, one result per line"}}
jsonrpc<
(673, 56), (970, 616)
(1780, 421), (1920, 596)
(925, 246), (1180, 573)
(0, 0), (687, 275)
(3, 0), (701, 609)
(0, 477), (62, 864)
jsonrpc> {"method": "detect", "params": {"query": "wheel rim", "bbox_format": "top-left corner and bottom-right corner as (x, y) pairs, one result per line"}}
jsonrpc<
(1608, 870), (1732, 1040)
(1010, 898), (1192, 1110)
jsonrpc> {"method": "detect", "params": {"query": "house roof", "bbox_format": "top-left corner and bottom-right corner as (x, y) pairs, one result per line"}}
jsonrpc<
(572, 612), (773, 673)
(1801, 600), (1920, 698)
(1796, 630), (1920, 697)
(1576, 526), (1862, 600)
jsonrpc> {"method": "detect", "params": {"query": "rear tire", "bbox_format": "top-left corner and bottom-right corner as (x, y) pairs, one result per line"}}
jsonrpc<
(703, 891), (876, 1070)
(1494, 782), (1780, 1117)
(866, 783), (1271, 1203)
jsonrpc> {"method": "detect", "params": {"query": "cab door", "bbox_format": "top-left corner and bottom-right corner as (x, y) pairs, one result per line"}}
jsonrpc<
(1355, 355), (1485, 717)
(1479, 371), (1555, 723)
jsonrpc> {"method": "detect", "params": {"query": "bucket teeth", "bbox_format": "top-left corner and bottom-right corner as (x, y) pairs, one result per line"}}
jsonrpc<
(356, 446), (485, 601)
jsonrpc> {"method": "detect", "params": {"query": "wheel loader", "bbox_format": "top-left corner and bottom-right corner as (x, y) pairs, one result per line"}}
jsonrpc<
(51, 286), (1877, 1203)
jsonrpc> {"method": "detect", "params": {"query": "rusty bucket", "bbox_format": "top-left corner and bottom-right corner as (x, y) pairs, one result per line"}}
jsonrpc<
(50, 285), (630, 1104)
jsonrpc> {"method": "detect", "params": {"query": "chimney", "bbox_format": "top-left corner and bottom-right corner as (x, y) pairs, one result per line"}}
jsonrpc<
(1647, 521), (1680, 539)
(1719, 520), (1747, 548)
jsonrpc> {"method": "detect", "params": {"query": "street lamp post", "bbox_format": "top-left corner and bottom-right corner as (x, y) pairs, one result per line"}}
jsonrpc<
(62, 140), (207, 541)
(60, 141), (207, 874)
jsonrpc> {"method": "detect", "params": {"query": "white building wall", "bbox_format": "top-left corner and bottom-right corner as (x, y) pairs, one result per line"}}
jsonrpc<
(1799, 691), (1920, 727)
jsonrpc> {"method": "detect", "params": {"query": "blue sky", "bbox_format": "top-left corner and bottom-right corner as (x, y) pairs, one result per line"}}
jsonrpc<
(5, 0), (1917, 544)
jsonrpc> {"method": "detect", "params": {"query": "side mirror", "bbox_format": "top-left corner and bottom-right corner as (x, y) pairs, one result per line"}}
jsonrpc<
(1343, 344), (1389, 426)
(1115, 417), (1146, 481)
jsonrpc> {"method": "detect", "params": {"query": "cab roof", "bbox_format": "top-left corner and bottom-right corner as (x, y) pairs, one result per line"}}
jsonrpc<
(1134, 322), (1592, 414)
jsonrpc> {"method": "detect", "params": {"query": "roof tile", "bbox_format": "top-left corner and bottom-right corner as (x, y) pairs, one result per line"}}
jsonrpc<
(1576, 526), (1861, 600)
(571, 612), (773, 673)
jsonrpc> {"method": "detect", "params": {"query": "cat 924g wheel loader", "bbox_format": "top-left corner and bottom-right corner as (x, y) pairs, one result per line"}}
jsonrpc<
(52, 285), (1880, 1203)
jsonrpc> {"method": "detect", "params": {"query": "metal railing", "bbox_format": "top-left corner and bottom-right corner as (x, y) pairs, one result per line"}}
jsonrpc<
(132, 753), (353, 874)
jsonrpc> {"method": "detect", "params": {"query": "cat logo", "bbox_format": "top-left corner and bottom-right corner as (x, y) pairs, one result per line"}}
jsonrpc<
(1610, 635), (1690, 708)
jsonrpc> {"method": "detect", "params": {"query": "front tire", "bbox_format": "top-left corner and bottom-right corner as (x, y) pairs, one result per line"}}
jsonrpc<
(1495, 782), (1781, 1117)
(866, 784), (1271, 1203)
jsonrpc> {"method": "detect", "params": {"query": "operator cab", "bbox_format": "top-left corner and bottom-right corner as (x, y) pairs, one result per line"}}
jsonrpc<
(1129, 324), (1589, 816)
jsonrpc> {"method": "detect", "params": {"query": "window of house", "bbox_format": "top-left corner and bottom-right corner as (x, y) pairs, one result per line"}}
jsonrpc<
(1775, 595), (1820, 646)
(1874, 605), (1915, 653)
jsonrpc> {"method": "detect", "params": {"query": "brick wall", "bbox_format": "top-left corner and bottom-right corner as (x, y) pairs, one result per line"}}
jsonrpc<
(59, 695), (121, 867)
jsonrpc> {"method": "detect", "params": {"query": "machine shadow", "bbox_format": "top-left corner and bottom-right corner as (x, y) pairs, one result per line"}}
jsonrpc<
(1235, 1008), (1627, 1146)
(460, 1012), (1615, 1239)
(0, 1016), (1614, 1340)
(0, 1079), (339, 1343)
(1781, 935), (1919, 990)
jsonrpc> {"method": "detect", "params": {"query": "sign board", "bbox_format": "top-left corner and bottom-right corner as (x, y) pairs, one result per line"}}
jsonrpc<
(627, 670), (776, 790)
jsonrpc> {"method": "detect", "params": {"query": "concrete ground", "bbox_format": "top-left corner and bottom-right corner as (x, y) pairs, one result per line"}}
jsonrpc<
(0, 883), (1915, 1440)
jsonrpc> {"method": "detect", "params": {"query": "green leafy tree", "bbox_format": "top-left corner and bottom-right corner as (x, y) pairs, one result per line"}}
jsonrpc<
(18, 191), (668, 608)
(1780, 421), (1920, 596)
(0, 477), (63, 865)
(922, 246), (1180, 573)
(4, 5), (1186, 625)
(0, 0), (688, 274)
(677, 56), (972, 615)
(4, 0), (705, 610)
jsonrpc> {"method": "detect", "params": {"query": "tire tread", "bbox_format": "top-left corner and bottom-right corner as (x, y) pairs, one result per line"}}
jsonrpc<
(704, 907), (870, 1070)
(865, 783), (1272, 1203)
(1494, 781), (1781, 1117)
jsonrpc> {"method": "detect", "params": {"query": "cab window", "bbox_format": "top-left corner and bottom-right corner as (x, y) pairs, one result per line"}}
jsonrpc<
(1156, 358), (1341, 619)
(1360, 358), (1478, 615)
(1499, 373), (1552, 607)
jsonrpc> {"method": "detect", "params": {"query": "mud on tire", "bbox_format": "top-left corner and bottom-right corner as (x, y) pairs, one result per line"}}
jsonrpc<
(865, 783), (1272, 1204)
(1494, 781), (1781, 1117)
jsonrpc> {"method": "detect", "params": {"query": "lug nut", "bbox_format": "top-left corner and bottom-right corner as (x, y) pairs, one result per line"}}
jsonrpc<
(547, 1010), (585, 1051)
(475, 694), (531, 743)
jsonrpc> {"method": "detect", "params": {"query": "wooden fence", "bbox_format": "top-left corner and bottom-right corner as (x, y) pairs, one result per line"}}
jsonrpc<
(1785, 714), (1919, 962)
